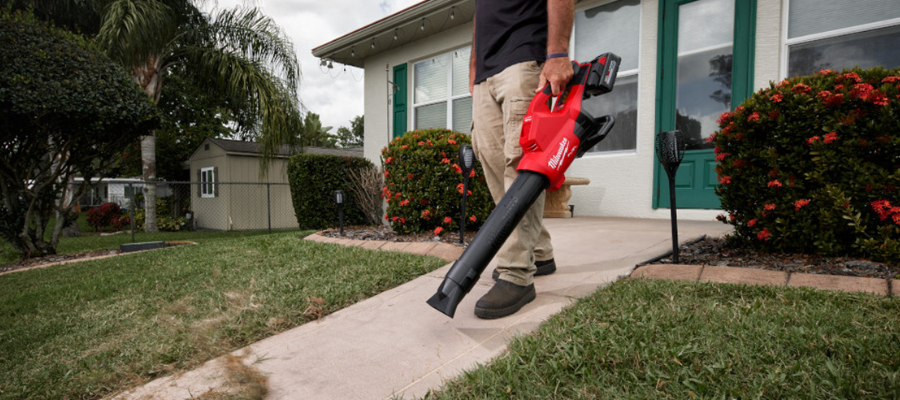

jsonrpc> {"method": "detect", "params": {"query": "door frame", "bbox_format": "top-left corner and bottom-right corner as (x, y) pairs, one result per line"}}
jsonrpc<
(652, 0), (757, 209)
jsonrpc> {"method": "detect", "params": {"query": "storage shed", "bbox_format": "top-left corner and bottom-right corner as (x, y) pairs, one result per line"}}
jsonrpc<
(188, 137), (363, 231)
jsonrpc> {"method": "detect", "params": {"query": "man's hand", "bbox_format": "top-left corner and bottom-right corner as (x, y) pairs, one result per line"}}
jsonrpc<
(537, 57), (574, 96)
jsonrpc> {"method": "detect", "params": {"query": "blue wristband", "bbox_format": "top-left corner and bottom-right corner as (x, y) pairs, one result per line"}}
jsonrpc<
(546, 52), (568, 60)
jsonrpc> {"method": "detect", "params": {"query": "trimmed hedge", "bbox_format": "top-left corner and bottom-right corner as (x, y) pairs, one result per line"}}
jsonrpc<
(381, 129), (493, 235)
(288, 154), (374, 230)
(713, 67), (900, 263)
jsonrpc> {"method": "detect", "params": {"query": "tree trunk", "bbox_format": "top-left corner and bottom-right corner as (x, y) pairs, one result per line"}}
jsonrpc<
(57, 174), (80, 238)
(135, 58), (163, 233)
(141, 133), (159, 232)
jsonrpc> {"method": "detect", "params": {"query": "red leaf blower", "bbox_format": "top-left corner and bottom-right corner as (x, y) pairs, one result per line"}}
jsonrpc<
(427, 53), (621, 318)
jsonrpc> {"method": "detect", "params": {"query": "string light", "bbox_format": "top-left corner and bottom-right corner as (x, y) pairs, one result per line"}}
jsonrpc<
(371, 38), (376, 49)
(450, 6), (455, 20)
(393, 28), (398, 40)
(420, 18), (425, 30)
(351, 47), (355, 57)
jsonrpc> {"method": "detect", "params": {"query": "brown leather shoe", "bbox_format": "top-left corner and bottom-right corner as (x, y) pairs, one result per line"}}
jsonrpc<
(491, 258), (557, 281)
(474, 280), (536, 319)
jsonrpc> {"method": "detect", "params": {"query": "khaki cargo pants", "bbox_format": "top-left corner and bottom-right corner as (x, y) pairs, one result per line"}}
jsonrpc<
(471, 61), (554, 287)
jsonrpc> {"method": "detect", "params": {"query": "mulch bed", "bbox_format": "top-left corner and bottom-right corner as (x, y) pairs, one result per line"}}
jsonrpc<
(653, 236), (899, 280)
(319, 225), (476, 248)
(1, 249), (119, 275)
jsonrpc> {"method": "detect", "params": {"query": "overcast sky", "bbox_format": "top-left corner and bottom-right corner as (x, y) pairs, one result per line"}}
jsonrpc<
(204, 0), (422, 132)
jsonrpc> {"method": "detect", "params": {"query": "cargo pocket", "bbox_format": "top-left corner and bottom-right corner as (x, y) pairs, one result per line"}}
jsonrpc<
(504, 97), (531, 158)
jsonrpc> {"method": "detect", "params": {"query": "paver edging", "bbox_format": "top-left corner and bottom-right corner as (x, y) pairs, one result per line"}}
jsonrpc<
(631, 264), (893, 297)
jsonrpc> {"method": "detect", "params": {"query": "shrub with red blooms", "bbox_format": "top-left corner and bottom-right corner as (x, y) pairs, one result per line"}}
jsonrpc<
(381, 129), (493, 235)
(714, 67), (900, 263)
(86, 202), (122, 232)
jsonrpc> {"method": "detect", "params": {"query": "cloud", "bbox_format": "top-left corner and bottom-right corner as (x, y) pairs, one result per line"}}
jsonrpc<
(205, 0), (421, 131)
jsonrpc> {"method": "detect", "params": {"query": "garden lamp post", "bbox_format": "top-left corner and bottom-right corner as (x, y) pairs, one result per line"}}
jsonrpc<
(656, 130), (686, 263)
(334, 190), (345, 236)
(459, 145), (475, 244)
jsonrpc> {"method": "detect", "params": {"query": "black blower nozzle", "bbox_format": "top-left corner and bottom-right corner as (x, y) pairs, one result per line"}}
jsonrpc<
(427, 172), (549, 317)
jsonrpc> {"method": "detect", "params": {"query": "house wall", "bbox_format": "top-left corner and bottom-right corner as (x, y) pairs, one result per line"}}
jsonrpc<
(362, 21), (474, 163)
(361, 0), (786, 221)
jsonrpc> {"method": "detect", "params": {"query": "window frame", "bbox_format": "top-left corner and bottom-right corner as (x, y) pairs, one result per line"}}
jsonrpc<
(780, 0), (900, 79)
(200, 166), (215, 198)
(572, 0), (643, 156)
(411, 46), (473, 133)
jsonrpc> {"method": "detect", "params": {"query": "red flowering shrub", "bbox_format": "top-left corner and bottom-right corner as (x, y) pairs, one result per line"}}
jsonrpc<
(714, 67), (900, 263)
(86, 202), (122, 232)
(381, 129), (492, 235)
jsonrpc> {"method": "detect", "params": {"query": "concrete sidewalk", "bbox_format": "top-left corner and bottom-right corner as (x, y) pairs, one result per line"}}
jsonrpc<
(113, 217), (730, 400)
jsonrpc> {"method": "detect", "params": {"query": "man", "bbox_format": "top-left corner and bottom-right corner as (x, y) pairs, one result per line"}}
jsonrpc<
(469, 0), (575, 319)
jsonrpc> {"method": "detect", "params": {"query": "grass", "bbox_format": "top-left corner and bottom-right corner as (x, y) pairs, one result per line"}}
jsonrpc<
(0, 231), (448, 400)
(423, 279), (900, 399)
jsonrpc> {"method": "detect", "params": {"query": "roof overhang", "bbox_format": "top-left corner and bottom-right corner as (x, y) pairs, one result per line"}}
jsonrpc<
(312, 0), (474, 68)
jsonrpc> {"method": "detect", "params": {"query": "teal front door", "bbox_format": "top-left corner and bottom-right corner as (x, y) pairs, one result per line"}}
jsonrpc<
(654, 0), (756, 209)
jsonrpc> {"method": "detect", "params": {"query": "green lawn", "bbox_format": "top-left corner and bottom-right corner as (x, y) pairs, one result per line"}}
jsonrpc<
(0, 231), (448, 400)
(424, 279), (900, 399)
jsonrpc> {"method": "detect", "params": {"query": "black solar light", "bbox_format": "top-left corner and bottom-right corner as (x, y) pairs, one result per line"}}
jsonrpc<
(459, 145), (476, 244)
(656, 130), (686, 263)
(334, 190), (345, 236)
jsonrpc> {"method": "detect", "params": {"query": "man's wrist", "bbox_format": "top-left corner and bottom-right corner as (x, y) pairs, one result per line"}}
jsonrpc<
(546, 52), (568, 60)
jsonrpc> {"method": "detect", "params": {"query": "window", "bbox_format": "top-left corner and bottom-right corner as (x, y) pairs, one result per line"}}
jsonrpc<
(785, 0), (900, 77)
(413, 47), (472, 134)
(200, 167), (215, 198)
(574, 0), (641, 153)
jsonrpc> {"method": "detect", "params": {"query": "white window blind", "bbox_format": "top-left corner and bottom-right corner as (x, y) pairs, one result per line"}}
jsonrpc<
(786, 0), (900, 77)
(414, 54), (448, 104)
(575, 0), (641, 70)
(574, 0), (641, 153)
(413, 46), (472, 134)
(788, 0), (900, 39)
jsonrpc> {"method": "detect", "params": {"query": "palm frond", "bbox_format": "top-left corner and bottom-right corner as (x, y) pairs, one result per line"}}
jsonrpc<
(178, 45), (302, 169)
(96, 0), (179, 67)
(208, 6), (299, 95)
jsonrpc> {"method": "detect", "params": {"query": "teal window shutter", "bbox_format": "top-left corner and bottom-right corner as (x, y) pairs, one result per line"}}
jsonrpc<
(392, 64), (407, 138)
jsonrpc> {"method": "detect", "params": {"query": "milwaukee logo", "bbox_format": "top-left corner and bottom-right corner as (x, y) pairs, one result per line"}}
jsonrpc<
(548, 138), (569, 170)
(524, 115), (532, 123)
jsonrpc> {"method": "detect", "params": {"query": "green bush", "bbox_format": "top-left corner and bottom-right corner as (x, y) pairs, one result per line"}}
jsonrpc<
(381, 129), (493, 235)
(713, 67), (900, 263)
(133, 199), (187, 232)
(288, 154), (374, 230)
(0, 8), (156, 257)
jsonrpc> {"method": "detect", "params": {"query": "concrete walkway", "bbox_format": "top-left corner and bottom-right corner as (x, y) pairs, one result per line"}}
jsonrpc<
(115, 216), (844, 400)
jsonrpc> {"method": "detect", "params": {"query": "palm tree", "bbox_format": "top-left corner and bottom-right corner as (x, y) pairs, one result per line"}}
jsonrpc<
(301, 112), (337, 148)
(23, 0), (303, 232)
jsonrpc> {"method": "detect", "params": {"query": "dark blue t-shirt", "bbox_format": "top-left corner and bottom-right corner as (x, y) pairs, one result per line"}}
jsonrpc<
(474, 0), (548, 84)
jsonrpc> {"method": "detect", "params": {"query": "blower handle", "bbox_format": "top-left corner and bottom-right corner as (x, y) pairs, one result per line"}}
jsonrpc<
(575, 114), (616, 158)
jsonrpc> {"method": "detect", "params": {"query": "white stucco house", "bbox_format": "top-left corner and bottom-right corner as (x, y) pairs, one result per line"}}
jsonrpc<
(313, 0), (900, 220)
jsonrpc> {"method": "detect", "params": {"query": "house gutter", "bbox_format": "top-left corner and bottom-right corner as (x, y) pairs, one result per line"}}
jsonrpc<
(312, 0), (473, 68)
